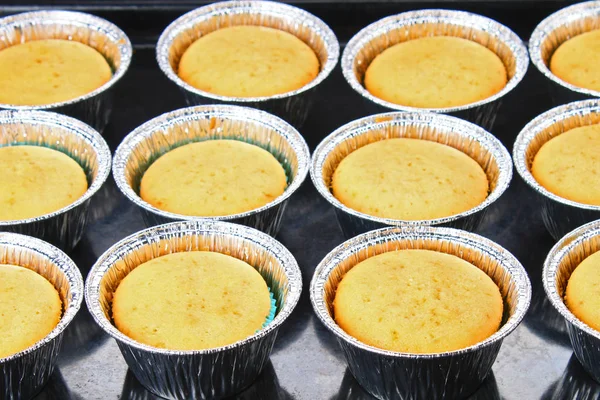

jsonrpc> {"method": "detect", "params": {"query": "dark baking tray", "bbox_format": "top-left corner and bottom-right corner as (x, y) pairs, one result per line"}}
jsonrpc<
(10, 1), (595, 399)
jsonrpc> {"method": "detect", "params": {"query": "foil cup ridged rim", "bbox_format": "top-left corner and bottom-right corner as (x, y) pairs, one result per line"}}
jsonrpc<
(341, 9), (529, 113)
(0, 10), (132, 110)
(543, 219), (600, 341)
(513, 99), (600, 212)
(310, 225), (531, 358)
(156, 0), (339, 103)
(529, 1), (600, 98)
(310, 111), (513, 228)
(85, 219), (302, 356)
(0, 109), (112, 227)
(0, 232), (84, 363)
(112, 104), (310, 224)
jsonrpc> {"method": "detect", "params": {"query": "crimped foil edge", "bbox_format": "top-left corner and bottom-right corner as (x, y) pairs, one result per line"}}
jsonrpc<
(310, 111), (512, 229)
(0, 232), (84, 362)
(310, 225), (531, 359)
(85, 219), (302, 356)
(156, 0), (339, 103)
(0, 10), (132, 110)
(112, 104), (310, 225)
(341, 9), (529, 113)
(0, 109), (112, 226)
(513, 99), (600, 212)
(543, 219), (600, 342)
(529, 1), (600, 98)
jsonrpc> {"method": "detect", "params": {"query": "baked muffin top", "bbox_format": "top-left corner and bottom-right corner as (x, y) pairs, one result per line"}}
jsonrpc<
(550, 29), (600, 92)
(331, 138), (489, 220)
(364, 36), (507, 108)
(566, 251), (600, 332)
(140, 140), (287, 216)
(178, 25), (319, 98)
(0, 145), (88, 221)
(112, 251), (272, 350)
(532, 124), (600, 206)
(0, 264), (62, 359)
(0, 39), (111, 105)
(333, 249), (503, 353)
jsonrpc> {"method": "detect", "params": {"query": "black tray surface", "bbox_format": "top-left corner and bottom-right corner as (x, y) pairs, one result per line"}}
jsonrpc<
(5, 1), (594, 399)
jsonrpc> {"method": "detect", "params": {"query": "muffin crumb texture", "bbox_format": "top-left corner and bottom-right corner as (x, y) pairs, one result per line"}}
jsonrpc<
(550, 29), (600, 92)
(333, 249), (503, 353)
(140, 140), (287, 216)
(178, 25), (319, 97)
(0, 264), (62, 359)
(532, 124), (600, 206)
(0, 145), (88, 221)
(331, 138), (489, 220)
(364, 36), (507, 108)
(112, 251), (272, 350)
(0, 39), (111, 105)
(566, 251), (600, 332)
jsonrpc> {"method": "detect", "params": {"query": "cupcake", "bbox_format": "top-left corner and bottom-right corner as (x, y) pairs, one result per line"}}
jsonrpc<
(85, 220), (301, 399)
(156, 1), (339, 128)
(342, 9), (528, 130)
(311, 111), (512, 238)
(544, 219), (600, 383)
(0, 110), (111, 251)
(0, 232), (83, 399)
(0, 11), (131, 131)
(113, 105), (309, 236)
(311, 226), (530, 400)
(530, 1), (600, 103)
(514, 99), (600, 239)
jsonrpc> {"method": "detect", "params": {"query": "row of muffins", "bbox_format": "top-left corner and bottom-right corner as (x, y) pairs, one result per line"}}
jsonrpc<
(0, 2), (598, 133)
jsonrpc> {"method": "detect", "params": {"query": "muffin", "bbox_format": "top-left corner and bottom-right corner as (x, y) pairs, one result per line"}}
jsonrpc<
(550, 29), (600, 92)
(0, 263), (62, 358)
(178, 25), (319, 97)
(531, 124), (600, 205)
(364, 36), (507, 108)
(565, 251), (600, 332)
(0, 145), (88, 221)
(0, 39), (112, 106)
(140, 139), (287, 216)
(333, 249), (503, 353)
(112, 251), (274, 350)
(331, 138), (489, 220)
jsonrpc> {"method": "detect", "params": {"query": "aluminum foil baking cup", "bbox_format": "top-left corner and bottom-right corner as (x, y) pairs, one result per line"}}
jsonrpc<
(310, 111), (512, 238)
(513, 99), (600, 240)
(0, 10), (132, 132)
(310, 226), (531, 400)
(156, 0), (339, 128)
(0, 110), (112, 252)
(529, 1), (600, 105)
(0, 232), (84, 400)
(85, 220), (302, 400)
(113, 104), (310, 236)
(543, 219), (600, 384)
(341, 9), (528, 131)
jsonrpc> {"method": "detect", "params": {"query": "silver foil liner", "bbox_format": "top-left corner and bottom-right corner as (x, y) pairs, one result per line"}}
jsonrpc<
(113, 104), (310, 237)
(85, 220), (302, 400)
(310, 226), (531, 400)
(0, 10), (132, 132)
(156, 0), (339, 128)
(0, 110), (112, 252)
(0, 232), (84, 400)
(513, 99), (600, 240)
(529, 1), (600, 105)
(341, 9), (529, 131)
(543, 219), (600, 384)
(310, 111), (512, 238)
